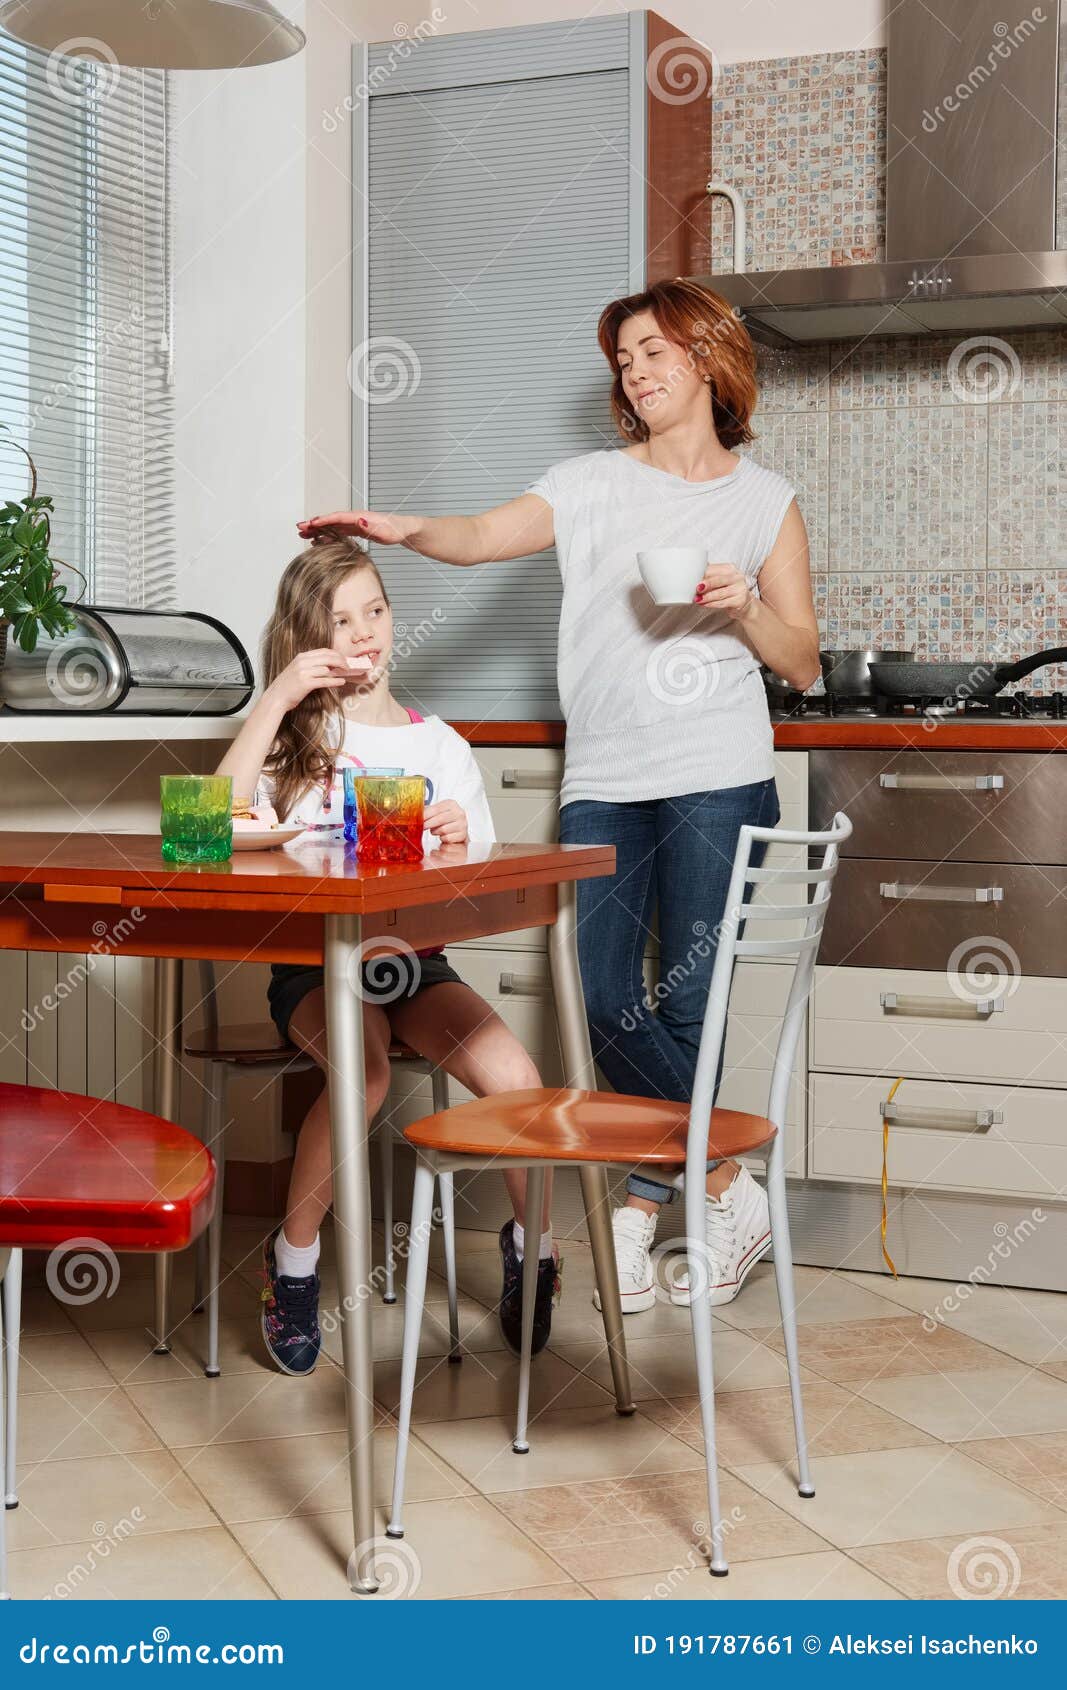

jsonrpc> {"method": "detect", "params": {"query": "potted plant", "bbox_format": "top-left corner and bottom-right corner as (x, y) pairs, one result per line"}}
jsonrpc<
(0, 424), (83, 664)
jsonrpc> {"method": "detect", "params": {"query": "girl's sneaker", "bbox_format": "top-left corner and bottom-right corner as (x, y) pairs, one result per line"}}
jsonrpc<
(261, 1232), (321, 1374)
(497, 1220), (561, 1355)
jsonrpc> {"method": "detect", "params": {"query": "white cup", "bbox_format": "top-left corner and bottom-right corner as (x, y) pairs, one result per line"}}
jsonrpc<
(637, 547), (708, 605)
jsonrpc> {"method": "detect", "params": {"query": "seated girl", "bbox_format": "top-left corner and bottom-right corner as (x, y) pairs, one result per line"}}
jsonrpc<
(217, 535), (558, 1374)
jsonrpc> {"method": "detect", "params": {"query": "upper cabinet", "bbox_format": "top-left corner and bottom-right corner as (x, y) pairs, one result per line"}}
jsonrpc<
(352, 13), (712, 721)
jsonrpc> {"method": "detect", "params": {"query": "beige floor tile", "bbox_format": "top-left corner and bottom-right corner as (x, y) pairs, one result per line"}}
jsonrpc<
(467, 1582), (590, 1599)
(233, 1495), (566, 1599)
(374, 1347), (611, 1421)
(8, 1281), (76, 1337)
(1042, 1360), (1067, 1383)
(737, 1445), (1061, 1548)
(416, 1403), (705, 1493)
(9, 1525), (275, 1601)
(859, 1364), (1067, 1443)
(10, 1385), (160, 1464)
(85, 1309), (271, 1387)
(124, 1362), (364, 1448)
(842, 1273), (1067, 1370)
(493, 1467), (825, 1582)
(180, 1424), (467, 1522)
(556, 1330), (815, 1401)
(716, 1263), (909, 1332)
(641, 1381), (935, 1468)
(965, 1430), (1067, 1507)
(17, 1330), (115, 1394)
(8, 1449), (216, 1551)
(64, 1269), (258, 1336)
(322, 1292), (505, 1365)
(587, 1549), (901, 1600)
(758, 1314), (1007, 1385)
(854, 1520), (1067, 1600)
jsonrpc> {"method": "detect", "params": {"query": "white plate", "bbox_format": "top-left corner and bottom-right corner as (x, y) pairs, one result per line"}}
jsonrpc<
(231, 826), (307, 851)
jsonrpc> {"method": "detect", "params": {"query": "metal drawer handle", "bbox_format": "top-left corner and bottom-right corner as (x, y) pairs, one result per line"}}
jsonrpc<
(879, 882), (1003, 904)
(879, 772), (1004, 792)
(501, 768), (559, 791)
(880, 991), (1004, 1020)
(498, 971), (550, 997)
(879, 1101), (1002, 1134)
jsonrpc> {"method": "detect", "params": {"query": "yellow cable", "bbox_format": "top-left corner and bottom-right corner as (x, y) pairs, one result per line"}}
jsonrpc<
(881, 1076), (905, 1278)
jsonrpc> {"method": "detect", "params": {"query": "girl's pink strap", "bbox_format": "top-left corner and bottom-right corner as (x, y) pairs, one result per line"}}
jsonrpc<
(406, 707), (424, 723)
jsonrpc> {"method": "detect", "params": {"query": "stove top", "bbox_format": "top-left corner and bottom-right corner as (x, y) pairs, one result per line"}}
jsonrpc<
(767, 690), (1067, 722)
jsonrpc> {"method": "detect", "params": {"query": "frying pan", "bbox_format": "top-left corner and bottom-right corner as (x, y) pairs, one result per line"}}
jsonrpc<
(869, 647), (1067, 700)
(819, 648), (913, 697)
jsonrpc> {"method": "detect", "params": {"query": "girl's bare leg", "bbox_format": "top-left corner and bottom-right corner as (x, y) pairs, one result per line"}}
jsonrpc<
(387, 982), (552, 1239)
(285, 988), (393, 1247)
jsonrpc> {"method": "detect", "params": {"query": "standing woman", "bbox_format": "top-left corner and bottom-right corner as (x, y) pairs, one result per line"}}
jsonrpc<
(299, 279), (820, 1315)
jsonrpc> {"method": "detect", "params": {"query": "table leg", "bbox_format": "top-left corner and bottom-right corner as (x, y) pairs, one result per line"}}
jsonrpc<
(323, 913), (379, 1595)
(547, 882), (635, 1416)
(152, 957), (183, 1354)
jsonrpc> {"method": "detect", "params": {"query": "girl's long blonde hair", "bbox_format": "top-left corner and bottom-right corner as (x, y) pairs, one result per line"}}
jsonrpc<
(261, 537), (388, 821)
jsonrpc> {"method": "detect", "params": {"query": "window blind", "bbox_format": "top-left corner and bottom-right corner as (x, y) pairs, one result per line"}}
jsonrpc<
(0, 38), (175, 608)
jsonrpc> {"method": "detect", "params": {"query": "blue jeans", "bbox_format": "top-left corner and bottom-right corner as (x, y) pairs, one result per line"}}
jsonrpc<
(559, 779), (780, 1203)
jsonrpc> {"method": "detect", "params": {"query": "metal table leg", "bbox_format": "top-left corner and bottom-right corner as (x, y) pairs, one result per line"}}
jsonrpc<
(324, 913), (379, 1594)
(548, 882), (635, 1416)
(152, 957), (183, 1354)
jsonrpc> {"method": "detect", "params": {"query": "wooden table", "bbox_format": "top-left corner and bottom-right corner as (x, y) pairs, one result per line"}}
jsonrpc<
(0, 833), (629, 1592)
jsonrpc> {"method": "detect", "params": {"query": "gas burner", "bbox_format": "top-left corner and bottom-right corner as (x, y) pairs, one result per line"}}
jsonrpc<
(875, 691), (1067, 720)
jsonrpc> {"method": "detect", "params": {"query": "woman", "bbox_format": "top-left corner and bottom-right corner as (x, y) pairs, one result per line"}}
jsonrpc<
(299, 279), (819, 1316)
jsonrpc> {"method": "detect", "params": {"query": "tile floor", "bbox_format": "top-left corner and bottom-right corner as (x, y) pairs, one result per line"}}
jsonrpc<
(6, 1218), (1067, 1600)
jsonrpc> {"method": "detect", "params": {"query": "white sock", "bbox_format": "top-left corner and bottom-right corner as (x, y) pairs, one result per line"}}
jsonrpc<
(275, 1229), (320, 1278)
(513, 1222), (553, 1262)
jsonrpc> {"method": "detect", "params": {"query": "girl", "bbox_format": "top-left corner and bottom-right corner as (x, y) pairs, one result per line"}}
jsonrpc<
(217, 537), (558, 1374)
(297, 279), (820, 1317)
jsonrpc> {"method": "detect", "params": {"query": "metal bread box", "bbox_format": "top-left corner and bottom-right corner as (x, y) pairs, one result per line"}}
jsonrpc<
(0, 607), (254, 715)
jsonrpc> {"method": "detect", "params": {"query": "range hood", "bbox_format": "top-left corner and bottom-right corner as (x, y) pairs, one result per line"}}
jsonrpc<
(702, 0), (1067, 344)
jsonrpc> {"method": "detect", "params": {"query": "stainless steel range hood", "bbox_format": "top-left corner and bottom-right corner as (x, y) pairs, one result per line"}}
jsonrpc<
(701, 0), (1067, 344)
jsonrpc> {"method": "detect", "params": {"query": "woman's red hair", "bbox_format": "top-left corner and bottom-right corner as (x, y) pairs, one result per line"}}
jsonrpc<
(596, 279), (758, 450)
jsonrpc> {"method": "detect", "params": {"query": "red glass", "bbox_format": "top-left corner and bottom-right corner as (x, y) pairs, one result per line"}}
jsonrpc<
(355, 775), (425, 865)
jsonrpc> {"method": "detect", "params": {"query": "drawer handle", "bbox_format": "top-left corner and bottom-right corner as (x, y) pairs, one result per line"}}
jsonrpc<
(498, 971), (550, 997)
(879, 991), (1004, 1021)
(879, 772), (1004, 792)
(879, 882), (1003, 904)
(879, 1101), (1002, 1133)
(501, 769), (558, 791)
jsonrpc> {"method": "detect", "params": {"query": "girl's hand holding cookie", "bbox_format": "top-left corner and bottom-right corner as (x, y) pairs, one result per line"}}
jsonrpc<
(424, 799), (468, 845)
(269, 648), (373, 713)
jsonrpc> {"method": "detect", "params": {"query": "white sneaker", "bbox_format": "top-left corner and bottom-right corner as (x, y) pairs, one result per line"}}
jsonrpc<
(669, 1165), (771, 1307)
(592, 1206), (658, 1314)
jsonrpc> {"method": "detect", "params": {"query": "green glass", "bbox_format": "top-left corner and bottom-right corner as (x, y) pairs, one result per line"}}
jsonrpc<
(160, 775), (233, 863)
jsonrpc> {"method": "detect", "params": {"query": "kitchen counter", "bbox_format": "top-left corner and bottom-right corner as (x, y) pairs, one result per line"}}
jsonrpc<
(770, 712), (1067, 753)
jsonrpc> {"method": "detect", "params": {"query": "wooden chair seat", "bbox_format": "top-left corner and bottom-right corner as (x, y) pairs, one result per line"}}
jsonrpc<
(0, 1081), (215, 1252)
(185, 1024), (427, 1067)
(403, 1085), (775, 1164)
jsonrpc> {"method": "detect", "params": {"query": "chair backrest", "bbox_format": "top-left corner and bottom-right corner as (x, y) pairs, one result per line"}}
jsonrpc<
(685, 811), (852, 1180)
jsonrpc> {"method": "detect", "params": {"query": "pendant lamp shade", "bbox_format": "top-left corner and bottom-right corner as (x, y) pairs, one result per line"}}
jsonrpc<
(0, 0), (305, 70)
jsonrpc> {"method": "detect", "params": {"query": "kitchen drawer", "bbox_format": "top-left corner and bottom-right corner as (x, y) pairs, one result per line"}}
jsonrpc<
(810, 1071), (1067, 1200)
(475, 747), (563, 844)
(818, 856), (1067, 977)
(812, 964), (1067, 1087)
(810, 748), (1067, 865)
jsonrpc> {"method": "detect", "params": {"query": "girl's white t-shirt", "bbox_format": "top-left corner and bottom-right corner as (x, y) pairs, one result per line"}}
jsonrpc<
(259, 712), (496, 849)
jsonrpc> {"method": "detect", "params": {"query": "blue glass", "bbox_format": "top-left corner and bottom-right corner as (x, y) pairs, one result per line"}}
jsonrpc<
(342, 766), (403, 842)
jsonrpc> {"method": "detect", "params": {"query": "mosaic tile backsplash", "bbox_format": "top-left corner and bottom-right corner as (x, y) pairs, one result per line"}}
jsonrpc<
(714, 49), (1067, 679)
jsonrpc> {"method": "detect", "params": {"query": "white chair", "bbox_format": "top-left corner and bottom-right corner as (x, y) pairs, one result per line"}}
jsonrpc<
(387, 813), (852, 1574)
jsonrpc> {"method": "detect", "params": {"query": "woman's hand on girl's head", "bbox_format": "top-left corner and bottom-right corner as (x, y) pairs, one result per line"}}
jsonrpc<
(424, 799), (468, 845)
(297, 511), (414, 547)
(268, 648), (373, 713)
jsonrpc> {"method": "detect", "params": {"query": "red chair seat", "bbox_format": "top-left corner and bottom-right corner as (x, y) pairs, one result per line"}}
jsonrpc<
(0, 1082), (215, 1252)
(403, 1085), (775, 1163)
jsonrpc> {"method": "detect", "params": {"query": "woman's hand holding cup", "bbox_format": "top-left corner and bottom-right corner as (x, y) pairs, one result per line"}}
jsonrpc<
(695, 563), (757, 621)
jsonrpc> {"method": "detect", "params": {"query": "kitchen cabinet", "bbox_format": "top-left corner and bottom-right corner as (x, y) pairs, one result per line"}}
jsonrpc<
(353, 12), (713, 723)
